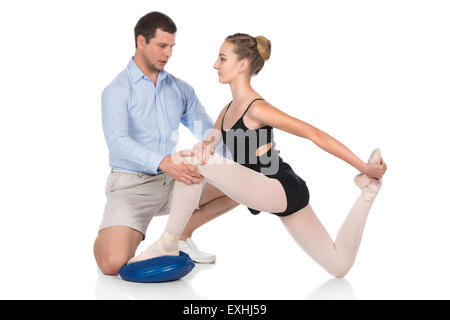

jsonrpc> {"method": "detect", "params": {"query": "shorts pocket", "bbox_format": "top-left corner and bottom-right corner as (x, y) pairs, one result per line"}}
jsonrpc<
(111, 173), (163, 194)
(105, 173), (121, 195)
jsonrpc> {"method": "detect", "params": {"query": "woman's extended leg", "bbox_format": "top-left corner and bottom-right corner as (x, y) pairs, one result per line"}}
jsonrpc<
(280, 194), (374, 278)
(128, 153), (288, 264)
(279, 148), (384, 277)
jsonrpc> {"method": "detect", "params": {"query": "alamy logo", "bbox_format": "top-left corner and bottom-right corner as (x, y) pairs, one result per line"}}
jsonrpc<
(169, 121), (280, 175)
(224, 127), (279, 175)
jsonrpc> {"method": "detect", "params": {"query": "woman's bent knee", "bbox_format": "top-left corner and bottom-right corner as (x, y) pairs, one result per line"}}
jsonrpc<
(327, 260), (353, 278)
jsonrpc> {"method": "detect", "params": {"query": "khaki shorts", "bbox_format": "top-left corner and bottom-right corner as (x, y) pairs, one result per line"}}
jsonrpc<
(98, 169), (175, 239)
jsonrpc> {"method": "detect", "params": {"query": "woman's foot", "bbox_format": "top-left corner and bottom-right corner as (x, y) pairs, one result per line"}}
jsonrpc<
(354, 148), (382, 202)
(127, 231), (179, 265)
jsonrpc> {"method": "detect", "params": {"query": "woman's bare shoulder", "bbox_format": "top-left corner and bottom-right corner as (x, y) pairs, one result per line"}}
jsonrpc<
(213, 101), (233, 130)
(247, 99), (282, 119)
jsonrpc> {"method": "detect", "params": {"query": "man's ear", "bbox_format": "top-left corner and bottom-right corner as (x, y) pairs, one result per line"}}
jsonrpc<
(136, 35), (146, 49)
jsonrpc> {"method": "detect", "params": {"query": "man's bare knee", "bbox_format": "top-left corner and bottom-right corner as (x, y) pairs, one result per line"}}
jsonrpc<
(97, 252), (129, 275)
(94, 238), (132, 275)
(93, 226), (143, 275)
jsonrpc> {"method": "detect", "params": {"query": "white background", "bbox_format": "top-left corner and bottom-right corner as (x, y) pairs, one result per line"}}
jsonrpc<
(0, 0), (449, 299)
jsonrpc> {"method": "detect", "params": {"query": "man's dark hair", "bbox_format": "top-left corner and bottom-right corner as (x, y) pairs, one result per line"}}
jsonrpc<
(134, 12), (177, 48)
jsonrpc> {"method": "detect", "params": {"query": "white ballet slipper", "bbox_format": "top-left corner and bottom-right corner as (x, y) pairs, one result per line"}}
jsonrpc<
(354, 148), (382, 202)
(127, 231), (179, 265)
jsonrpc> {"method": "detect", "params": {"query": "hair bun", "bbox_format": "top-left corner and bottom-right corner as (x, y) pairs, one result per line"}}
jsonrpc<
(255, 36), (271, 61)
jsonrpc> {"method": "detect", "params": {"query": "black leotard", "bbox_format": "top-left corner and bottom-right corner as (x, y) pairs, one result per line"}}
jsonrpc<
(221, 98), (309, 216)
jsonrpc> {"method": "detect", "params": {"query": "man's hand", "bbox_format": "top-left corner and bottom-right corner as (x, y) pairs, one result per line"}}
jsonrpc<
(158, 152), (203, 185)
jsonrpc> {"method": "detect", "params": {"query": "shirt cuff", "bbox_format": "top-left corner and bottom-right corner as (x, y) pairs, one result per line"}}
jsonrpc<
(147, 152), (166, 175)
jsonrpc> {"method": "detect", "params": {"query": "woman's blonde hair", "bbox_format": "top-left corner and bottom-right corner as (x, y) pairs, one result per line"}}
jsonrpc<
(225, 33), (271, 75)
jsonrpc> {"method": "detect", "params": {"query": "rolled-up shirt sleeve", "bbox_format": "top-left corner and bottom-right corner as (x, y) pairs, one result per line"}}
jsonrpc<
(101, 85), (165, 174)
(180, 84), (215, 141)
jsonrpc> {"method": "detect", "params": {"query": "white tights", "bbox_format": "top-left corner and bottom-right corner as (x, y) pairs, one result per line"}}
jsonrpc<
(129, 153), (376, 278)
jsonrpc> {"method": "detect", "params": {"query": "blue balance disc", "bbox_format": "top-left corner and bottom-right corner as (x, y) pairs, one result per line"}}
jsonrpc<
(118, 251), (195, 283)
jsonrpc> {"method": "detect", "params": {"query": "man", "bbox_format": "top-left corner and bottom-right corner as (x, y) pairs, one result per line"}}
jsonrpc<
(94, 11), (238, 275)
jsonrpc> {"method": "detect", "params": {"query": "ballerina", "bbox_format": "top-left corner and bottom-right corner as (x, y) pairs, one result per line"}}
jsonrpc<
(127, 33), (387, 278)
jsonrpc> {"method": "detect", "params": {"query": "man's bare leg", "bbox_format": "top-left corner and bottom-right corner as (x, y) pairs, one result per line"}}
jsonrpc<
(180, 182), (239, 241)
(93, 226), (143, 275)
(95, 184), (237, 273)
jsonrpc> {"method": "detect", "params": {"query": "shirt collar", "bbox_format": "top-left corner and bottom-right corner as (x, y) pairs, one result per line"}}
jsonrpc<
(128, 57), (169, 84)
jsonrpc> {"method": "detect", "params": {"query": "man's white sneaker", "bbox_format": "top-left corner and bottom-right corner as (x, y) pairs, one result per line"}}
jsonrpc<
(178, 238), (216, 263)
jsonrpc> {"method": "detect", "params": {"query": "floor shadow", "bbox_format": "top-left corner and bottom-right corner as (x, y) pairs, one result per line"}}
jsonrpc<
(93, 262), (216, 300)
(305, 278), (356, 300)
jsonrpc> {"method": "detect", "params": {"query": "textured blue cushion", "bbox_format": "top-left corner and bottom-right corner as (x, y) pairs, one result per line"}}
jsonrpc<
(118, 251), (195, 283)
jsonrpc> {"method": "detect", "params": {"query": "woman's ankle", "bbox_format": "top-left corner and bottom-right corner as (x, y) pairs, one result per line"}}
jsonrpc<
(160, 230), (180, 253)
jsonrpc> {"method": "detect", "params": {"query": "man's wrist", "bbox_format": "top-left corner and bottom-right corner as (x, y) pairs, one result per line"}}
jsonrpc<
(158, 156), (169, 172)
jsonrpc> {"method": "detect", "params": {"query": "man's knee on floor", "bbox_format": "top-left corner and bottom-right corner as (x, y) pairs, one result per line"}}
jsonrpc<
(96, 251), (130, 275)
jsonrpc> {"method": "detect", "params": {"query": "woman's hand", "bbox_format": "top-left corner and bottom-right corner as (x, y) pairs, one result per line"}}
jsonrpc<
(362, 157), (387, 183)
(191, 136), (216, 165)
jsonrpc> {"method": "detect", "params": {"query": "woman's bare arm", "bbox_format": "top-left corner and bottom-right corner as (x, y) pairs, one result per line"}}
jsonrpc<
(249, 100), (369, 173)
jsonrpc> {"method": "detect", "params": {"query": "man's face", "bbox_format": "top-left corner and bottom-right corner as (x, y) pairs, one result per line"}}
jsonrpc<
(137, 28), (176, 72)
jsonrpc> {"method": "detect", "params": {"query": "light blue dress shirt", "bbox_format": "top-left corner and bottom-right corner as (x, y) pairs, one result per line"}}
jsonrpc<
(101, 57), (214, 175)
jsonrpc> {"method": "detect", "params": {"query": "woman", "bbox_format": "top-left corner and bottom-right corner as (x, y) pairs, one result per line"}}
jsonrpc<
(127, 33), (387, 277)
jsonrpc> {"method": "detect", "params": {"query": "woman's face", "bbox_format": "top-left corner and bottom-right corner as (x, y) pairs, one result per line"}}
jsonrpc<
(213, 42), (244, 83)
